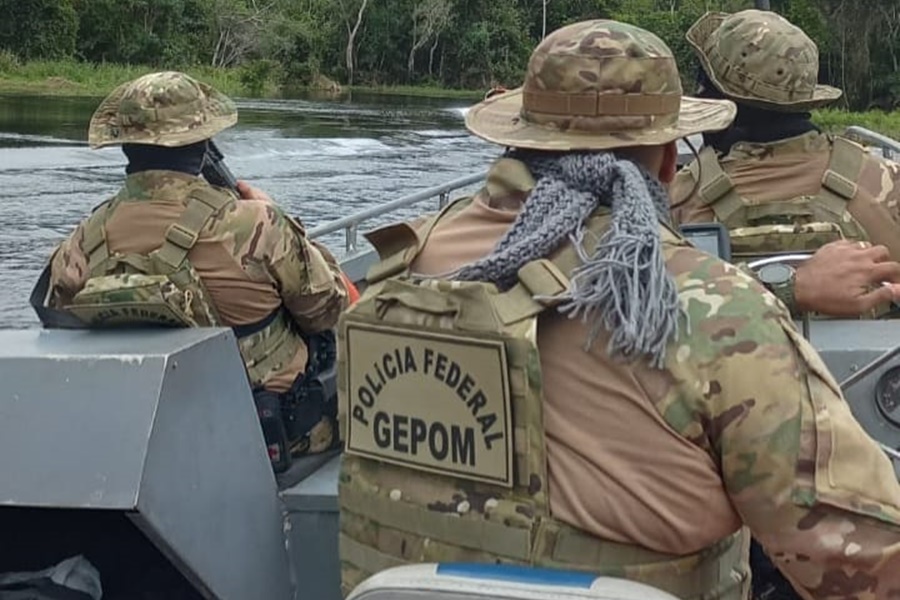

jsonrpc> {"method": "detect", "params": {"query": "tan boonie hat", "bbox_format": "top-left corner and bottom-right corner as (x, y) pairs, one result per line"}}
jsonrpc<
(687, 10), (842, 111)
(465, 20), (735, 152)
(88, 71), (237, 149)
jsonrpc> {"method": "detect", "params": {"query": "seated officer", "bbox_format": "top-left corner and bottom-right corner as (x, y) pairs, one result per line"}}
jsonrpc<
(670, 10), (900, 317)
(336, 19), (900, 600)
(38, 71), (348, 470)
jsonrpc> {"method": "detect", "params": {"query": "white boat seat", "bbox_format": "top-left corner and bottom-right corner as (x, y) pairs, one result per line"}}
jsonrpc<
(346, 563), (681, 600)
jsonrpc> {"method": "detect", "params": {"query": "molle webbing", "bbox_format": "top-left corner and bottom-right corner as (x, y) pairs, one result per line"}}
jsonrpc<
(694, 142), (869, 260)
(82, 186), (233, 274)
(77, 185), (305, 387)
(238, 309), (305, 389)
(696, 142), (863, 229)
(338, 196), (746, 600)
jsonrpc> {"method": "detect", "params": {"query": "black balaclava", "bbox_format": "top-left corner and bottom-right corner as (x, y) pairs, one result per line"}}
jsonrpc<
(122, 140), (209, 176)
(694, 62), (819, 155)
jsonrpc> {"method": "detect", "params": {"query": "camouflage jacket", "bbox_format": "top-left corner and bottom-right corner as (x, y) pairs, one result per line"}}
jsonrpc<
(665, 247), (900, 598)
(668, 131), (900, 314)
(670, 132), (900, 230)
(47, 170), (347, 391)
(408, 157), (900, 598)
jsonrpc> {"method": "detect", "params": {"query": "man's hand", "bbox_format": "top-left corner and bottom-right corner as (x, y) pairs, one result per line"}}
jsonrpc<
(794, 240), (900, 316)
(236, 180), (274, 203)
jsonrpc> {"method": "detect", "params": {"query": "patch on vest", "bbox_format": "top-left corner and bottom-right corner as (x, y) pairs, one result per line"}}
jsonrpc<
(67, 302), (185, 327)
(345, 323), (513, 487)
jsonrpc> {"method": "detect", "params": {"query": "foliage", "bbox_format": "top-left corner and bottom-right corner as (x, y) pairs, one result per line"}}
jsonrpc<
(0, 59), (247, 97)
(0, 0), (78, 61)
(0, 0), (898, 113)
(238, 58), (284, 96)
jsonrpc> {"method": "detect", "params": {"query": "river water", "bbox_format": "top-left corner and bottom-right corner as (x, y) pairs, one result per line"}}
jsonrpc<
(0, 92), (496, 329)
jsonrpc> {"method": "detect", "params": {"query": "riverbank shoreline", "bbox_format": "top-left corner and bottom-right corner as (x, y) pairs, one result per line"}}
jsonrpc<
(0, 61), (898, 137)
(0, 60), (483, 101)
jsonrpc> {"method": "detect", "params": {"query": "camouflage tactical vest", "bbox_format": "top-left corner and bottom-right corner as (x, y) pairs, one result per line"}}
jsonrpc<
(63, 184), (303, 389)
(692, 137), (870, 262)
(337, 198), (749, 600)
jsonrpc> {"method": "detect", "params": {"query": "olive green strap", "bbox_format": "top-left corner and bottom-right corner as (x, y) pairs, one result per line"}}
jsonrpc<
(339, 533), (406, 576)
(494, 212), (612, 326)
(237, 310), (304, 388)
(695, 147), (748, 228)
(817, 136), (865, 217)
(340, 484), (532, 561)
(366, 196), (473, 284)
(153, 187), (233, 270)
(536, 523), (748, 600)
(744, 200), (814, 222)
(82, 200), (117, 273)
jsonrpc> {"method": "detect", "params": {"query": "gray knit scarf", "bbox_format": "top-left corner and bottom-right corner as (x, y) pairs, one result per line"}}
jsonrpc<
(451, 149), (685, 369)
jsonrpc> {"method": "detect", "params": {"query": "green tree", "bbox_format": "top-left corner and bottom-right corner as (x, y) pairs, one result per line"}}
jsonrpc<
(0, 0), (77, 60)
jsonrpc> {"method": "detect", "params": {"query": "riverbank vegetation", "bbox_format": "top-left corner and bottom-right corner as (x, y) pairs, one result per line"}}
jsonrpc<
(1, 0), (898, 130)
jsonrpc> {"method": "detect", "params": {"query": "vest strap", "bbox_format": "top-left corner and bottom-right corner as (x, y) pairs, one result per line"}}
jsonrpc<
(696, 147), (738, 211)
(341, 485), (532, 561)
(82, 201), (116, 272)
(339, 533), (406, 576)
(495, 212), (612, 325)
(365, 197), (474, 284)
(818, 136), (864, 217)
(534, 523), (749, 600)
(154, 187), (233, 270)
(238, 309), (304, 389)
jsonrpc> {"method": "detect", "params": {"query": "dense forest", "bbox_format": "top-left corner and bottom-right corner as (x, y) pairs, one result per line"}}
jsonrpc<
(0, 0), (895, 111)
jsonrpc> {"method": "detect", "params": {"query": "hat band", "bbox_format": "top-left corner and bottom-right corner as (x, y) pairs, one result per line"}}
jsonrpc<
(523, 88), (681, 117)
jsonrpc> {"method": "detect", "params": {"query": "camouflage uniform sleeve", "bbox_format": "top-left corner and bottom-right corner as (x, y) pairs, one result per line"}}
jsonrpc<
(864, 154), (900, 225)
(664, 247), (900, 599)
(251, 202), (348, 332)
(47, 223), (89, 308)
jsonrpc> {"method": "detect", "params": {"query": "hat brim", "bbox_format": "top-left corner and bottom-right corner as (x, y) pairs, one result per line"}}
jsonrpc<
(465, 87), (736, 151)
(88, 78), (237, 149)
(686, 11), (843, 111)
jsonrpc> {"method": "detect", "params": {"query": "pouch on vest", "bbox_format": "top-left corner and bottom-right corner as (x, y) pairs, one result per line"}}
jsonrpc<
(337, 198), (749, 600)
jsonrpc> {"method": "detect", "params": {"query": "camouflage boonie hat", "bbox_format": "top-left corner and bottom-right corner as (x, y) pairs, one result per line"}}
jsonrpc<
(88, 71), (237, 149)
(687, 10), (842, 111)
(465, 20), (735, 151)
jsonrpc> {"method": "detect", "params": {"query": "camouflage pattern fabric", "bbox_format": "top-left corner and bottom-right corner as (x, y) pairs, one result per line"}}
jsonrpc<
(686, 10), (842, 111)
(670, 131), (900, 316)
(47, 170), (348, 392)
(338, 15), (900, 600)
(338, 196), (749, 600)
(662, 241), (900, 599)
(342, 160), (900, 599)
(88, 71), (237, 148)
(464, 19), (735, 151)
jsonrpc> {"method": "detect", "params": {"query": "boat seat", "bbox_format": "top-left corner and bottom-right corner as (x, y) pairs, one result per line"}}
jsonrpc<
(346, 563), (681, 600)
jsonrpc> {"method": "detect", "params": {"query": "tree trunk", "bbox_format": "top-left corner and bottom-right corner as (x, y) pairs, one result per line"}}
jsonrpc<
(344, 0), (370, 87)
(408, 22), (417, 79)
(428, 36), (439, 77)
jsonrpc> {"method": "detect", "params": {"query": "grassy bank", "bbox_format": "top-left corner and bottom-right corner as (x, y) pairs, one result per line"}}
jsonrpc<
(812, 109), (900, 140)
(0, 58), (483, 100)
(0, 59), (250, 98)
